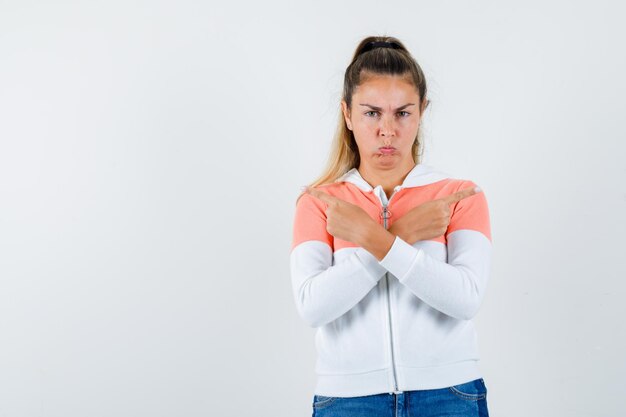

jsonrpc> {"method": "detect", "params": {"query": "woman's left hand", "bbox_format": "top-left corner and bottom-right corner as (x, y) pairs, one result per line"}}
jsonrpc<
(305, 186), (380, 246)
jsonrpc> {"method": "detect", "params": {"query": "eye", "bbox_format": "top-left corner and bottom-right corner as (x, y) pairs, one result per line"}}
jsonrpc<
(398, 111), (410, 117)
(365, 111), (379, 117)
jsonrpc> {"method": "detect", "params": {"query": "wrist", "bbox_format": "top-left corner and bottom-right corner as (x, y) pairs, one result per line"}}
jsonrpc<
(389, 222), (409, 243)
(392, 222), (421, 245)
(361, 222), (396, 261)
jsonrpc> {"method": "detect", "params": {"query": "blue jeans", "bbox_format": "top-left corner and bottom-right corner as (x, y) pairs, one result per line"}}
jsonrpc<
(312, 378), (489, 417)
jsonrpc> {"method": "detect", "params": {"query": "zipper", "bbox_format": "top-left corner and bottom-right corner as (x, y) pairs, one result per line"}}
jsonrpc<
(380, 188), (402, 395)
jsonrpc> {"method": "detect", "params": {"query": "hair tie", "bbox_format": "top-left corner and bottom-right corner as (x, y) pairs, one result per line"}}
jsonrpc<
(360, 41), (400, 54)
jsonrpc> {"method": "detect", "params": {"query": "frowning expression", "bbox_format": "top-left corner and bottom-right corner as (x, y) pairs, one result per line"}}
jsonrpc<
(341, 73), (427, 170)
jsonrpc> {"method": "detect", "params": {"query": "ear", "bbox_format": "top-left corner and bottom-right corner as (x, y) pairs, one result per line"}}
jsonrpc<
(421, 98), (430, 114)
(341, 100), (352, 131)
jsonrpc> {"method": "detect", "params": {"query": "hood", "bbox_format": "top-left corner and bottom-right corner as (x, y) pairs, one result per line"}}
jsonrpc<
(335, 163), (451, 192)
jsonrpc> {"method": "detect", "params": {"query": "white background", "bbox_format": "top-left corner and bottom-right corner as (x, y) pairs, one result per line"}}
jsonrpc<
(1, 1), (624, 416)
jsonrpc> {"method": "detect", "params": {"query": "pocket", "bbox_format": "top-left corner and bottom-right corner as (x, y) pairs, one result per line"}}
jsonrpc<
(313, 394), (337, 409)
(448, 378), (487, 401)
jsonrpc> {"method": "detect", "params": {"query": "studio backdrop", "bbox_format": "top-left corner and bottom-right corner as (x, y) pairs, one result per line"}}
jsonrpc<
(0, 1), (624, 416)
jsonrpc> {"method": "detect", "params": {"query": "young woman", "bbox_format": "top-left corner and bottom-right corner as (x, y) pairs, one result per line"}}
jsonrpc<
(290, 35), (492, 417)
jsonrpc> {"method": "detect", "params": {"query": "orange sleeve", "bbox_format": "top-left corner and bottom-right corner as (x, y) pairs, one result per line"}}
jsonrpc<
(446, 180), (492, 243)
(291, 192), (334, 251)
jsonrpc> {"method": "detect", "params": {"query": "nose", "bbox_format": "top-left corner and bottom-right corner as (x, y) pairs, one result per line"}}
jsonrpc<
(379, 114), (395, 137)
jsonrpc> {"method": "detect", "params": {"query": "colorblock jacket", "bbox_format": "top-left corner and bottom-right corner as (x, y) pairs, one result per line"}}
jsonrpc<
(290, 163), (493, 397)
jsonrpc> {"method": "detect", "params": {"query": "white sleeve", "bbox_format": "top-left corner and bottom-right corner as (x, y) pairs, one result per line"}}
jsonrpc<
(290, 242), (387, 328)
(378, 232), (491, 320)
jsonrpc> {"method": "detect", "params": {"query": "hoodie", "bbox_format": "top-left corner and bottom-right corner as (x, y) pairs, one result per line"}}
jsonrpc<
(290, 163), (492, 397)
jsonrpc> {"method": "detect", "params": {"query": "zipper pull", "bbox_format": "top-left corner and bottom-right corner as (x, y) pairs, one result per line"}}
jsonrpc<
(380, 206), (392, 228)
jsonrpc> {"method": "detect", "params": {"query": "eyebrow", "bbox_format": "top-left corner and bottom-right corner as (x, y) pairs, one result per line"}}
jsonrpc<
(359, 103), (416, 111)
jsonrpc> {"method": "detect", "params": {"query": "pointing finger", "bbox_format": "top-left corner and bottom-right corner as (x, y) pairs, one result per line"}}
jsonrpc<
(304, 186), (337, 205)
(441, 186), (482, 205)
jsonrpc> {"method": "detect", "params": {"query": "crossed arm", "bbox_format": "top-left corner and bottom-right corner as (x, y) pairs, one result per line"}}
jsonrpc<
(290, 185), (492, 328)
(290, 218), (417, 328)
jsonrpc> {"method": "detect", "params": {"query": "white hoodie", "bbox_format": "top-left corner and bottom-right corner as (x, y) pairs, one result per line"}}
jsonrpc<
(290, 163), (492, 397)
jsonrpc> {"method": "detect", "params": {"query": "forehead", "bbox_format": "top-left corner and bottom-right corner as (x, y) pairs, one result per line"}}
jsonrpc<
(353, 74), (419, 102)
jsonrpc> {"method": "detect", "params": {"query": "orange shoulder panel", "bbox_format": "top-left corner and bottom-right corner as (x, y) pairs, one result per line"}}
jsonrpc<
(446, 179), (492, 242)
(291, 185), (334, 251)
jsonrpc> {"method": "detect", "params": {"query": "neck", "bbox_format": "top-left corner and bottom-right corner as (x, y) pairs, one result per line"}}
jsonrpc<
(358, 160), (416, 196)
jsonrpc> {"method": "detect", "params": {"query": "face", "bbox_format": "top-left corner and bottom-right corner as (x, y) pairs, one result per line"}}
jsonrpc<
(341, 74), (428, 172)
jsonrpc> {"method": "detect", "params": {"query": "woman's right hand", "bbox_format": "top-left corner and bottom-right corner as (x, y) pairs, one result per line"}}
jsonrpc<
(389, 186), (481, 244)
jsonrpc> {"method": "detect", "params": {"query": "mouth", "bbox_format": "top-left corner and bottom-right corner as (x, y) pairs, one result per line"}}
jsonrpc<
(378, 147), (396, 155)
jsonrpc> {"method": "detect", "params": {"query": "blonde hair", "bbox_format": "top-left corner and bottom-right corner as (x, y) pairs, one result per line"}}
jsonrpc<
(297, 35), (429, 205)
